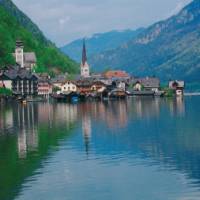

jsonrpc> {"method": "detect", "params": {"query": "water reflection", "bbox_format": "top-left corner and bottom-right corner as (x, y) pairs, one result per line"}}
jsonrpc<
(0, 97), (199, 200)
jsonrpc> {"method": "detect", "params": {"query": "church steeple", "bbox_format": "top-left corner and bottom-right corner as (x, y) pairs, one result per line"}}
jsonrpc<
(82, 39), (87, 66)
(80, 39), (90, 77)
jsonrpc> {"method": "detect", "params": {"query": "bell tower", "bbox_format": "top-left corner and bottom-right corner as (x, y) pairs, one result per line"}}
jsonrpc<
(15, 40), (24, 68)
(80, 39), (90, 77)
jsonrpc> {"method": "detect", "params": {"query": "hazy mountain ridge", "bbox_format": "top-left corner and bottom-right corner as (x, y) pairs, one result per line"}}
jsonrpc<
(90, 0), (200, 82)
(61, 28), (144, 62)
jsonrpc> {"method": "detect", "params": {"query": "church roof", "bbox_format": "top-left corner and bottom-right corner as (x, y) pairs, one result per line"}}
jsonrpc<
(0, 66), (39, 80)
(24, 52), (36, 63)
(82, 39), (87, 66)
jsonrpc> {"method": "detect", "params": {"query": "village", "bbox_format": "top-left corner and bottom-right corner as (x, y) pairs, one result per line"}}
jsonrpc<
(0, 40), (185, 103)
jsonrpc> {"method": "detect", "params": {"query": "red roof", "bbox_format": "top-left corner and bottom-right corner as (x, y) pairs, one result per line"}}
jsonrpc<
(104, 71), (129, 79)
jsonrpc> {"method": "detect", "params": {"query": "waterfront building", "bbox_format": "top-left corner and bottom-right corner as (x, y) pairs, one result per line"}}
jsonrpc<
(91, 81), (106, 93)
(51, 75), (66, 89)
(80, 39), (90, 77)
(133, 77), (160, 92)
(13, 40), (37, 71)
(169, 81), (185, 96)
(60, 81), (77, 94)
(76, 79), (92, 94)
(37, 74), (52, 97)
(0, 66), (39, 96)
(38, 81), (52, 97)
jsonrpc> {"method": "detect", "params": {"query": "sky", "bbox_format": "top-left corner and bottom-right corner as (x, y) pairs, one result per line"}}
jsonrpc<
(13, 0), (192, 47)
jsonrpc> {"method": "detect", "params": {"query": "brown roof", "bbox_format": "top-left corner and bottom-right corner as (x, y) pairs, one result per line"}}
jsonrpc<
(104, 71), (130, 79)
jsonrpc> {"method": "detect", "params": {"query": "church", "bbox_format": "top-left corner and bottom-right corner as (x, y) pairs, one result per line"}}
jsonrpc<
(13, 40), (37, 71)
(80, 39), (90, 77)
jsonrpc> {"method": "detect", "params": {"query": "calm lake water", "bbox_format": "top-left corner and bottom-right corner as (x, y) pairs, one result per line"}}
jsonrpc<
(0, 97), (200, 200)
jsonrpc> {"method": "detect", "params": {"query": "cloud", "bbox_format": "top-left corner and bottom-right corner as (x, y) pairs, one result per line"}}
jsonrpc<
(12, 0), (192, 46)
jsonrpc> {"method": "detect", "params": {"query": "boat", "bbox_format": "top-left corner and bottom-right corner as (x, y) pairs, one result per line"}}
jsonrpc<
(71, 96), (79, 103)
(109, 89), (127, 99)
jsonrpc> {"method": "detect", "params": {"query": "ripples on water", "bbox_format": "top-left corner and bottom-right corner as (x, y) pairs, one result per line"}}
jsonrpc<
(0, 97), (200, 200)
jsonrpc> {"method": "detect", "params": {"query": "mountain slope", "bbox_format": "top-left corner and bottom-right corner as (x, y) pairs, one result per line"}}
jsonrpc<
(61, 28), (144, 62)
(0, 0), (78, 74)
(90, 0), (200, 82)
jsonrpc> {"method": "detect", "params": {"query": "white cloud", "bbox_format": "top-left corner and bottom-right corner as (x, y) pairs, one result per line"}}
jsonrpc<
(12, 0), (192, 46)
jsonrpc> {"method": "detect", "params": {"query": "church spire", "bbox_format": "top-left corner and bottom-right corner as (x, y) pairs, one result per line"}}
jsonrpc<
(82, 39), (87, 66)
(80, 39), (90, 77)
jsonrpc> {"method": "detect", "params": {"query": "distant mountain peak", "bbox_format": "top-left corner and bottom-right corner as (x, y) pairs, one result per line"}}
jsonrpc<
(89, 0), (200, 82)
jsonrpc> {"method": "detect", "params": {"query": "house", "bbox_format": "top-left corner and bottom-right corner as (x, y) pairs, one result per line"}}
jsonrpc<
(76, 79), (93, 94)
(13, 40), (37, 71)
(51, 75), (66, 88)
(133, 77), (160, 92)
(0, 72), (12, 90)
(169, 81), (185, 96)
(0, 66), (39, 96)
(60, 81), (77, 94)
(91, 81), (106, 93)
(38, 81), (52, 97)
(37, 73), (52, 97)
(133, 81), (142, 91)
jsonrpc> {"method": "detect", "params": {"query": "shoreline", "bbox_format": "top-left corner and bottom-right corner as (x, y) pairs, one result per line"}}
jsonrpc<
(184, 92), (200, 96)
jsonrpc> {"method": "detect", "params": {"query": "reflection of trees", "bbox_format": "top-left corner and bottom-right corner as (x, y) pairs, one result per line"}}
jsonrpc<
(0, 103), (75, 200)
(0, 104), (13, 132)
(0, 97), (196, 200)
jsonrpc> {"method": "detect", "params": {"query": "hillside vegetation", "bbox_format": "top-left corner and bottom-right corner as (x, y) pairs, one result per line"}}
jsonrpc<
(0, 0), (78, 74)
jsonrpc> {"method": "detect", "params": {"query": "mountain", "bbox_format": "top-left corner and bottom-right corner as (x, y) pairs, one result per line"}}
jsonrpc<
(60, 28), (144, 62)
(90, 0), (200, 82)
(0, 0), (78, 74)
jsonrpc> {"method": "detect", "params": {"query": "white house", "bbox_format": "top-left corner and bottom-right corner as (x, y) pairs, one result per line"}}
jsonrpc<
(60, 81), (77, 94)
(169, 81), (185, 96)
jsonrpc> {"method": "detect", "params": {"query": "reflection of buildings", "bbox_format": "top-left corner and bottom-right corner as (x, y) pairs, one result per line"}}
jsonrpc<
(169, 97), (185, 117)
(82, 115), (92, 155)
(14, 104), (39, 158)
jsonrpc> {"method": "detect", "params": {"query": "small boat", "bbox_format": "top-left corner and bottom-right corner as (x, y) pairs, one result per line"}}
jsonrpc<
(109, 89), (127, 99)
(71, 96), (79, 103)
(21, 99), (27, 105)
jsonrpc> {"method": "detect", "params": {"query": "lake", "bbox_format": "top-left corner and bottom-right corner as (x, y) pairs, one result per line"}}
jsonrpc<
(0, 97), (200, 200)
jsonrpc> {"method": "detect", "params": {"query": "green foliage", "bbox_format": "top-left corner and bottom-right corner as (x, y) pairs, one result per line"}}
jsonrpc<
(0, 87), (12, 96)
(0, 5), (78, 74)
(53, 86), (61, 93)
(164, 88), (174, 97)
